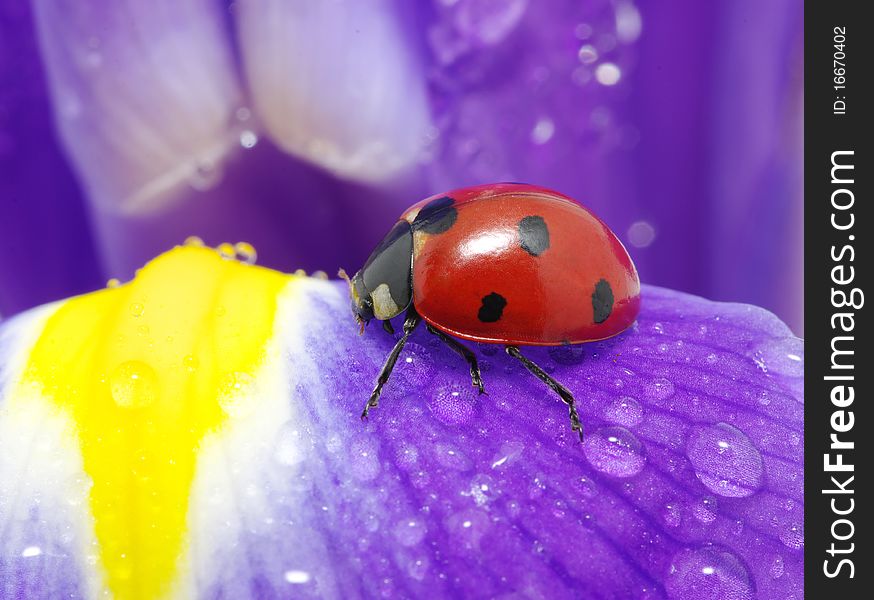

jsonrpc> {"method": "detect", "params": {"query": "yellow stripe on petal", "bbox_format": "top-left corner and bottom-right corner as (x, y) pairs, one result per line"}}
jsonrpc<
(19, 246), (292, 599)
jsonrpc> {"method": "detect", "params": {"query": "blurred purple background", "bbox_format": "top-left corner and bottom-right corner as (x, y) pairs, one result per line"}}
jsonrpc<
(0, 0), (802, 333)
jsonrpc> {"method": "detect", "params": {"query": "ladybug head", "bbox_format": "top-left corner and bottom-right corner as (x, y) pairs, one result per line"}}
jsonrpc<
(339, 220), (413, 332)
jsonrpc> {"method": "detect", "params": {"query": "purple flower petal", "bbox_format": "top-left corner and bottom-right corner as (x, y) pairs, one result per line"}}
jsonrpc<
(237, 0), (432, 183)
(31, 0), (244, 214)
(0, 268), (802, 598)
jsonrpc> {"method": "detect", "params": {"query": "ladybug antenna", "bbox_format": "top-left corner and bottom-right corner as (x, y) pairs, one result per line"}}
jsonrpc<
(337, 267), (352, 289)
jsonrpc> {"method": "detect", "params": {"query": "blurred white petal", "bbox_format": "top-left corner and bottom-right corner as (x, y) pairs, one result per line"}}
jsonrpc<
(32, 0), (244, 214)
(237, 0), (432, 183)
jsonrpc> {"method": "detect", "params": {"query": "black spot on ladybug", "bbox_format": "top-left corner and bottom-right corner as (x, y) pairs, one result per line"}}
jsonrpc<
(518, 215), (550, 256)
(478, 292), (507, 323)
(591, 279), (614, 324)
(412, 196), (457, 234)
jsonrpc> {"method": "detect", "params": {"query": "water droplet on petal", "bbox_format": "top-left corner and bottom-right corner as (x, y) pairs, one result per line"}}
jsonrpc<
(491, 441), (525, 469)
(686, 423), (764, 498)
(109, 361), (158, 409)
(217, 242), (236, 260)
(666, 547), (754, 600)
(106, 278), (121, 288)
(627, 220), (656, 248)
(434, 443), (472, 471)
(779, 522), (804, 550)
(397, 341), (438, 388)
(184, 236), (204, 247)
(284, 570), (311, 584)
(645, 377), (675, 400)
(188, 160), (223, 191)
(393, 517), (427, 547)
(769, 555), (785, 578)
(469, 474), (498, 506)
(595, 63), (622, 86)
(407, 556), (429, 580)
(218, 371), (256, 417)
(604, 395), (643, 426)
(577, 44), (599, 64)
(662, 503), (682, 528)
(129, 302), (145, 317)
(234, 242), (258, 264)
(239, 130), (258, 149)
(692, 496), (718, 524)
(749, 337), (804, 377)
(584, 426), (646, 477)
(530, 117), (555, 144)
(428, 384), (476, 425)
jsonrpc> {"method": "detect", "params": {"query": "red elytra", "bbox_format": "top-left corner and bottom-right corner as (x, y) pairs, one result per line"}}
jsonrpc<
(344, 182), (641, 438)
(403, 183), (640, 345)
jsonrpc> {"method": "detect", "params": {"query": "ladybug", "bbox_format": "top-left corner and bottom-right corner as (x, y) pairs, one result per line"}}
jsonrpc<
(340, 183), (640, 439)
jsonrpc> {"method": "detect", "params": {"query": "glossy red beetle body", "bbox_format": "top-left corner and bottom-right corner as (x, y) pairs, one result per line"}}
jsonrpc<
(401, 183), (640, 345)
(346, 183), (641, 438)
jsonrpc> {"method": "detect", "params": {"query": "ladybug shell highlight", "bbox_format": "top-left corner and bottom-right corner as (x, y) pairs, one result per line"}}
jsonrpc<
(402, 183), (640, 345)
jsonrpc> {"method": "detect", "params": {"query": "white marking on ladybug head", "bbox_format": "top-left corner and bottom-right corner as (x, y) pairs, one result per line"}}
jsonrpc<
(371, 283), (401, 320)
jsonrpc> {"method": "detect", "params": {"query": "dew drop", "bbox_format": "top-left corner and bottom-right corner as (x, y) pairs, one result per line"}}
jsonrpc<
(662, 502), (682, 528)
(595, 63), (622, 86)
(604, 396), (643, 426)
(398, 342), (438, 389)
(692, 496), (718, 524)
(234, 242), (257, 264)
(239, 130), (258, 149)
(469, 474), (498, 506)
(749, 337), (804, 377)
(184, 236), (204, 247)
(530, 117), (555, 144)
(686, 423), (764, 498)
(106, 278), (121, 288)
(665, 547), (754, 600)
(216, 242), (236, 260)
(627, 220), (656, 248)
(182, 355), (199, 372)
(109, 361), (158, 409)
(584, 426), (646, 477)
(427, 384), (476, 425)
(769, 555), (785, 579)
(577, 44), (599, 64)
(188, 160), (223, 191)
(284, 570), (311, 585)
(393, 517), (427, 547)
(447, 509), (489, 550)
(407, 556), (429, 580)
(218, 371), (256, 417)
(779, 522), (804, 550)
(491, 441), (525, 469)
(129, 302), (145, 317)
(645, 377), (675, 401)
(349, 438), (380, 482)
(434, 442), (472, 471)
(273, 424), (308, 466)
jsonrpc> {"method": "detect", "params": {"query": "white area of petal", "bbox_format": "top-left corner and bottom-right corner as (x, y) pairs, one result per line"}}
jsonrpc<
(0, 304), (104, 599)
(237, 0), (432, 183)
(32, 1), (244, 214)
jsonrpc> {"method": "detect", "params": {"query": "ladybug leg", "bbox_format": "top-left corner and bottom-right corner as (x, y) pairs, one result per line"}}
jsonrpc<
(505, 346), (584, 442)
(382, 319), (395, 335)
(362, 309), (422, 419)
(425, 324), (486, 394)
